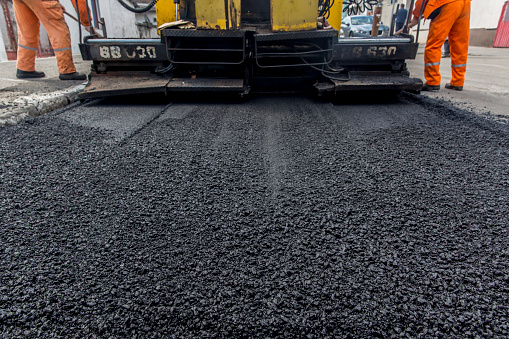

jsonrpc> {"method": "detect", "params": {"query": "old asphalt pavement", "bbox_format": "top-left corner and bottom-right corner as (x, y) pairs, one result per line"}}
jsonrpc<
(0, 54), (90, 126)
(407, 45), (509, 123)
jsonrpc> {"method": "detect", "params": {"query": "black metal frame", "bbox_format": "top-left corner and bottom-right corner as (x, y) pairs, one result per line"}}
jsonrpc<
(333, 38), (419, 63)
(162, 29), (247, 65)
(76, 0), (424, 98)
(253, 30), (337, 69)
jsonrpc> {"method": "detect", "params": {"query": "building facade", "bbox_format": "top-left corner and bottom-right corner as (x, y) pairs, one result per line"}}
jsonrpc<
(1, 0), (506, 63)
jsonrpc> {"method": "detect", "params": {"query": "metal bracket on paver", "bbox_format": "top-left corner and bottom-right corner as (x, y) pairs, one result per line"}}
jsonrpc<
(0, 82), (87, 126)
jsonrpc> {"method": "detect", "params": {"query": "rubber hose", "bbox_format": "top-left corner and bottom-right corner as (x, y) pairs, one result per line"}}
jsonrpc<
(116, 0), (157, 13)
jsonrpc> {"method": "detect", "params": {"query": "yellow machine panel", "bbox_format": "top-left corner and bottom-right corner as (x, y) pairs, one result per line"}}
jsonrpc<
(328, 0), (343, 31)
(195, 0), (241, 30)
(156, 0), (177, 29)
(271, 0), (319, 32)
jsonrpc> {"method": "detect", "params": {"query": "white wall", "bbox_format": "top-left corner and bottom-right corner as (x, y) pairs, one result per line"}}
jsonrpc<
(0, 6), (10, 54)
(470, 0), (506, 29)
(134, 11), (159, 39)
(0, 0), (14, 61)
(98, 1), (143, 38)
(0, 29), (7, 62)
(382, 0), (507, 31)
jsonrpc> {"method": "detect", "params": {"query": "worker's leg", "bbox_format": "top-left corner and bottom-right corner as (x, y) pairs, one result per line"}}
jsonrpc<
(423, 2), (462, 86)
(448, 0), (470, 87)
(13, 0), (40, 72)
(40, 0), (77, 74)
(21, 0), (77, 74)
(71, 0), (91, 28)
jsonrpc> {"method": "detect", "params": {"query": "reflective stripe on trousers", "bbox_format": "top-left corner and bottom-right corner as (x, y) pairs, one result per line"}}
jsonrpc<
(424, 0), (471, 87)
(13, 0), (76, 74)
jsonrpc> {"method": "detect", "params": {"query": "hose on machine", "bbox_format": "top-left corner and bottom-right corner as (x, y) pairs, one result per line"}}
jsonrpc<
(116, 0), (158, 13)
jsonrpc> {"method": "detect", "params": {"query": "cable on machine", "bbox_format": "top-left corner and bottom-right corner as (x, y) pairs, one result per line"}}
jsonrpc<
(294, 43), (351, 82)
(116, 0), (158, 13)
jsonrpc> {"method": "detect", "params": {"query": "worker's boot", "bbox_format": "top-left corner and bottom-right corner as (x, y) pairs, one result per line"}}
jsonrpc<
(59, 72), (87, 81)
(445, 83), (463, 91)
(16, 69), (46, 79)
(421, 84), (440, 91)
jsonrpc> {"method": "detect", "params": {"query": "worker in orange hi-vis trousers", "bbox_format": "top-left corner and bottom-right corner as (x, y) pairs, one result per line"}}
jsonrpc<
(408, 0), (471, 91)
(70, 0), (91, 30)
(13, 0), (89, 80)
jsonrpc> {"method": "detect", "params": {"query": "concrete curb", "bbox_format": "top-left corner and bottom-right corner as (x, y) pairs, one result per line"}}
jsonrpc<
(0, 82), (87, 127)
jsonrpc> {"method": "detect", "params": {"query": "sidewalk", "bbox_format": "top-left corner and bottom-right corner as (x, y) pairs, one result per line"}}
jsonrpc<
(406, 45), (509, 122)
(0, 54), (90, 126)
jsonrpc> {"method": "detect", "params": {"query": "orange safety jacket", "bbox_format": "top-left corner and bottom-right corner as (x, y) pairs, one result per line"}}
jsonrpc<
(412, 0), (458, 20)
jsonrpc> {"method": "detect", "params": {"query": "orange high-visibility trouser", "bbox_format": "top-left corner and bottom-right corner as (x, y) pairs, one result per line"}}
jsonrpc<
(13, 0), (76, 74)
(71, 0), (90, 28)
(424, 0), (471, 87)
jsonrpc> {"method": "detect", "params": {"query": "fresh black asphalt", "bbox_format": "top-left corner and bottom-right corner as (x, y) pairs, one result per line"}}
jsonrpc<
(1, 94), (508, 337)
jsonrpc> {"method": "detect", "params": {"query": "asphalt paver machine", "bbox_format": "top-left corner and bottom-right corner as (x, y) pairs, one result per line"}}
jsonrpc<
(77, 0), (423, 99)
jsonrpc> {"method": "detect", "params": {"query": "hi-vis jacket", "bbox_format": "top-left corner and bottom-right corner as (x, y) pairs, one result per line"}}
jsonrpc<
(412, 0), (471, 87)
(412, 0), (457, 20)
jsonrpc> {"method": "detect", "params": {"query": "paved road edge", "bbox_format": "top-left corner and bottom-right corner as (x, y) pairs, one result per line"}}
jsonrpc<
(0, 82), (87, 127)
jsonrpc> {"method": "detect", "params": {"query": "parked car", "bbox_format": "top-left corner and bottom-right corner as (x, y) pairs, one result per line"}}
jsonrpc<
(341, 15), (390, 38)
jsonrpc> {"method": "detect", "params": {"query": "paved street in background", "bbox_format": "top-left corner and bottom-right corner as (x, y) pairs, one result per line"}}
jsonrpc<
(407, 46), (509, 122)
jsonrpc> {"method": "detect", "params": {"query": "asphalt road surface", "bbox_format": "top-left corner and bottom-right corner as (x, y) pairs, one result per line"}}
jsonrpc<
(1, 93), (508, 337)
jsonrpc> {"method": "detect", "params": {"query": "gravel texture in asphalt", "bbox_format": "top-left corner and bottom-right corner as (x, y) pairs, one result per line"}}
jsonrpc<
(1, 94), (509, 337)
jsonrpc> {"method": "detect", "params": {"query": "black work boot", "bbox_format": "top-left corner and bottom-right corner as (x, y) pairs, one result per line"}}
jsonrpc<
(422, 83), (440, 92)
(16, 69), (46, 79)
(445, 83), (463, 91)
(59, 72), (87, 81)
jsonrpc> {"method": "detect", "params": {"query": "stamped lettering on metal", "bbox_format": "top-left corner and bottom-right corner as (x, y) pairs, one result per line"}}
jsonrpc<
(99, 45), (158, 59)
(99, 46), (110, 58)
(126, 49), (137, 58)
(146, 46), (157, 59)
(136, 46), (147, 58)
(352, 47), (362, 58)
(367, 46), (398, 58)
(110, 46), (122, 59)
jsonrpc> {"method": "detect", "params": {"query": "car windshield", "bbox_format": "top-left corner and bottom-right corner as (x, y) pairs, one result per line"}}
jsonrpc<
(351, 16), (373, 25)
